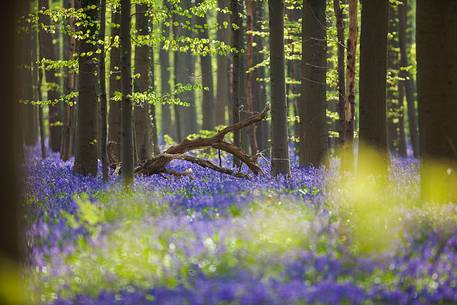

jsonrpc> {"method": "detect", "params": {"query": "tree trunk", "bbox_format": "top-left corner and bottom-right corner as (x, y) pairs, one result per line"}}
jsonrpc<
(245, 0), (258, 155)
(38, 0), (62, 152)
(231, 0), (242, 163)
(34, 2), (47, 159)
(253, 0), (268, 153)
(196, 0), (215, 131)
(417, 0), (457, 201)
(287, 7), (301, 152)
(341, 0), (358, 170)
(333, 0), (346, 147)
(300, 0), (327, 167)
(134, 4), (153, 161)
(0, 0), (24, 282)
(215, 0), (230, 126)
(398, 0), (419, 158)
(269, 0), (290, 176)
(73, 0), (99, 176)
(398, 80), (407, 157)
(180, 1), (197, 137)
(160, 3), (173, 138)
(23, 23), (38, 147)
(149, 23), (160, 156)
(172, 19), (183, 142)
(120, 0), (134, 183)
(108, 9), (122, 163)
(386, 4), (399, 155)
(61, 0), (76, 161)
(359, 0), (389, 166)
(99, 0), (108, 180)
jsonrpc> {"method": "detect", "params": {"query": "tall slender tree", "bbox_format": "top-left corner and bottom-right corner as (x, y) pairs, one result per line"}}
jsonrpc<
(73, 0), (99, 176)
(244, 0), (258, 154)
(269, 0), (290, 176)
(333, 0), (345, 147)
(61, 0), (76, 161)
(0, 1), (24, 297)
(358, 0), (389, 166)
(38, 0), (62, 152)
(253, 0), (268, 153)
(398, 0), (419, 158)
(215, 0), (230, 126)
(120, 0), (134, 183)
(134, 4), (153, 161)
(108, 9), (122, 162)
(99, 0), (108, 180)
(160, 1), (173, 138)
(196, 0), (215, 131)
(417, 0), (457, 201)
(23, 22), (38, 147)
(341, 0), (358, 170)
(231, 0), (242, 161)
(299, 0), (327, 167)
(179, 1), (198, 137)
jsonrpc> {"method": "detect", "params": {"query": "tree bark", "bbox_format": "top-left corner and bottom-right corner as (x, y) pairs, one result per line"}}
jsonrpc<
(333, 0), (346, 147)
(32, 20), (47, 159)
(23, 23), (38, 147)
(359, 0), (389, 166)
(253, 0), (268, 153)
(61, 0), (76, 161)
(120, 0), (134, 183)
(245, 0), (258, 155)
(386, 4), (399, 155)
(196, 0), (215, 131)
(417, 0), (457, 201)
(73, 0), (99, 176)
(99, 0), (108, 180)
(231, 0), (242, 163)
(134, 4), (153, 161)
(179, 1), (198, 137)
(215, 0), (231, 126)
(341, 0), (358, 170)
(269, 0), (290, 176)
(172, 15), (183, 142)
(108, 9), (122, 163)
(160, 2), (173, 138)
(0, 0), (24, 284)
(38, 0), (62, 152)
(300, 0), (327, 167)
(398, 0), (419, 158)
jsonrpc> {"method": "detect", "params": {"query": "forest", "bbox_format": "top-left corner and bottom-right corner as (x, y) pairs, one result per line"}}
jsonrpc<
(1, 0), (457, 304)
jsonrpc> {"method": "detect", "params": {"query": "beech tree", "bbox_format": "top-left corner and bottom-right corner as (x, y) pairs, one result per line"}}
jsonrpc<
(0, 0), (24, 280)
(215, 0), (230, 126)
(73, 0), (99, 177)
(61, 0), (76, 161)
(134, 3), (153, 161)
(299, 0), (327, 167)
(38, 0), (61, 152)
(120, 0), (134, 183)
(358, 0), (389, 165)
(269, 0), (290, 176)
(196, 0), (215, 131)
(99, 0), (108, 180)
(231, 0), (242, 159)
(417, 0), (457, 201)
(108, 9), (122, 162)
(341, 0), (358, 170)
(398, 0), (419, 158)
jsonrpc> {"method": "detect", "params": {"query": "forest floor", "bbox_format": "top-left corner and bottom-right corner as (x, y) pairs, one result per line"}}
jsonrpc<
(25, 147), (457, 305)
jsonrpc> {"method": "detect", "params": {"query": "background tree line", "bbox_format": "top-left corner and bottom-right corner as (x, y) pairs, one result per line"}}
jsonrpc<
(14, 0), (457, 188)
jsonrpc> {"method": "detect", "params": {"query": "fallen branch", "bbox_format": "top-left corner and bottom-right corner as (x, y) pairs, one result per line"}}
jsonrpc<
(130, 106), (269, 178)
